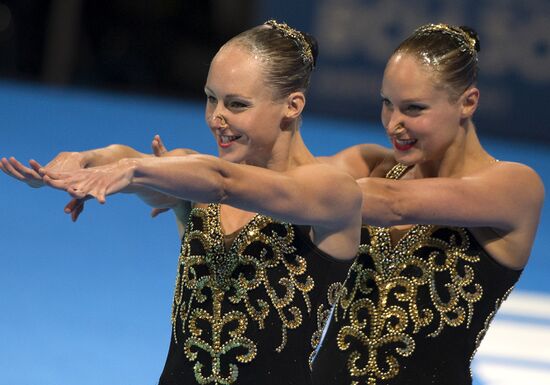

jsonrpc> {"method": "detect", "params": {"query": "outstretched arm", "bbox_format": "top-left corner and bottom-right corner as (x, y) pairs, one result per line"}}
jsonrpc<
(1, 144), (150, 189)
(2, 137), (197, 221)
(358, 161), (544, 266)
(41, 154), (363, 259)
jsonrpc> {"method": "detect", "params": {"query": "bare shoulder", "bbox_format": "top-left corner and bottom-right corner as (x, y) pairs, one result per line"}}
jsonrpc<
(477, 161), (544, 199)
(472, 161), (545, 229)
(288, 162), (363, 211)
(321, 143), (394, 179)
(289, 162), (360, 189)
(467, 161), (544, 268)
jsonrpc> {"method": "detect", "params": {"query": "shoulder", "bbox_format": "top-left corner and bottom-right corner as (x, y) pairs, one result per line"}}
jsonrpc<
(468, 161), (545, 229)
(289, 161), (359, 182)
(289, 162), (361, 193)
(320, 143), (394, 179)
(288, 162), (363, 213)
(474, 161), (544, 200)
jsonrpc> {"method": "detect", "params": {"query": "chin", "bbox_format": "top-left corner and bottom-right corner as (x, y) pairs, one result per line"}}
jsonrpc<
(393, 152), (416, 166)
(218, 150), (242, 164)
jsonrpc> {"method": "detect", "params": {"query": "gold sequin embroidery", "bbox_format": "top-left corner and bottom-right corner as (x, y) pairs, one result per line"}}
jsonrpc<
(172, 204), (315, 384)
(334, 164), (485, 383)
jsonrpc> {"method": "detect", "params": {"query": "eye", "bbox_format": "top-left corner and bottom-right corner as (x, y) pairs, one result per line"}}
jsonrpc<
(228, 100), (248, 109)
(404, 104), (426, 115)
(381, 97), (392, 108)
(206, 95), (217, 104)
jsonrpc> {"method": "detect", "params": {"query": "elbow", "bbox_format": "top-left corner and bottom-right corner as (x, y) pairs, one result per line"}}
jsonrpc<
(213, 179), (229, 204)
(207, 159), (231, 204)
(360, 181), (406, 226)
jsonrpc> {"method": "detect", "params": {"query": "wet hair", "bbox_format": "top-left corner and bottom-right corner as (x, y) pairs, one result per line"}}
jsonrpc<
(223, 20), (319, 100)
(394, 23), (481, 101)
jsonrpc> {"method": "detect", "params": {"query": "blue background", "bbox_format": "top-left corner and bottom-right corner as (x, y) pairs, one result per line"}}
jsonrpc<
(0, 82), (548, 384)
(256, 0), (550, 142)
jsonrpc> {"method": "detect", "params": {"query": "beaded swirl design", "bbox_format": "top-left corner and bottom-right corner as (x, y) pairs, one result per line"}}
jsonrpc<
(332, 164), (485, 384)
(171, 204), (314, 384)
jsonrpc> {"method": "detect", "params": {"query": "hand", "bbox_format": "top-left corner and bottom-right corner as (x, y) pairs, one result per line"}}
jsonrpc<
(1, 151), (86, 189)
(64, 197), (90, 222)
(2, 152), (93, 222)
(152, 134), (168, 157)
(41, 159), (136, 204)
(1, 157), (45, 188)
(150, 134), (171, 218)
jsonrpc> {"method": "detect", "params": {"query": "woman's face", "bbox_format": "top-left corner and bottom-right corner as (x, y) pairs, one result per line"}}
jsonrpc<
(380, 53), (464, 166)
(204, 43), (288, 165)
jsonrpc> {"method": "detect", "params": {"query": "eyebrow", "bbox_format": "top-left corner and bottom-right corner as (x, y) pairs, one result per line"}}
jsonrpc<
(380, 93), (427, 104)
(400, 98), (427, 104)
(204, 86), (252, 100)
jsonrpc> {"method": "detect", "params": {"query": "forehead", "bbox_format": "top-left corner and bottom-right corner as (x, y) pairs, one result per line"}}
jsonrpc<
(382, 53), (442, 99)
(206, 44), (269, 96)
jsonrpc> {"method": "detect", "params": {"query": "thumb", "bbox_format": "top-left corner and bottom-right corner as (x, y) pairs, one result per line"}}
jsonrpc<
(152, 134), (168, 157)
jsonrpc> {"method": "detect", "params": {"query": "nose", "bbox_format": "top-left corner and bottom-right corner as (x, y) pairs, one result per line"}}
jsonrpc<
(209, 113), (229, 129)
(385, 111), (405, 136)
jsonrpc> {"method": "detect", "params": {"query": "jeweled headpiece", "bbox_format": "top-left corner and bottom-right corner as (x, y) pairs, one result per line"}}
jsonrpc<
(264, 19), (314, 68)
(414, 23), (477, 57)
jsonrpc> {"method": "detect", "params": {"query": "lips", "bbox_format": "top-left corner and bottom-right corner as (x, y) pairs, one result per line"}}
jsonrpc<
(392, 137), (417, 151)
(219, 134), (242, 148)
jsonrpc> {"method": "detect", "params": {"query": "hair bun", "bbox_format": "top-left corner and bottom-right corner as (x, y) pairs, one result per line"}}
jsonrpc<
(302, 32), (319, 68)
(459, 25), (481, 52)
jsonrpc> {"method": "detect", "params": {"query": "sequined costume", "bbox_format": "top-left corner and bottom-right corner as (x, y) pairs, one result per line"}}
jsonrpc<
(159, 203), (352, 385)
(310, 164), (522, 385)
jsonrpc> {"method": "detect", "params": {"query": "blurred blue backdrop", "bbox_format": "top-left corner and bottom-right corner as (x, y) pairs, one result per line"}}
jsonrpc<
(0, 81), (549, 385)
(257, 0), (550, 142)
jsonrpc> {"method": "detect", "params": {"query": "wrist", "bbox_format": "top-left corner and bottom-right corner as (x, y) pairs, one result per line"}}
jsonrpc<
(118, 157), (139, 184)
(79, 150), (95, 168)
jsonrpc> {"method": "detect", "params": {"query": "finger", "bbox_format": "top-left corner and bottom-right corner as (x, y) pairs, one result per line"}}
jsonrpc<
(151, 207), (170, 217)
(65, 196), (90, 220)
(39, 168), (64, 179)
(72, 202), (84, 222)
(65, 197), (83, 213)
(43, 174), (71, 191)
(0, 158), (12, 177)
(10, 158), (41, 179)
(156, 135), (168, 152)
(70, 200), (85, 222)
(29, 159), (44, 173)
(1, 157), (26, 180)
(97, 191), (106, 204)
(152, 137), (163, 157)
(152, 134), (168, 156)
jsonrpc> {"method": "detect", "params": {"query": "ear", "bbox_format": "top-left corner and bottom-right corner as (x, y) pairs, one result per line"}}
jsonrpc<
(459, 86), (479, 118)
(284, 92), (306, 120)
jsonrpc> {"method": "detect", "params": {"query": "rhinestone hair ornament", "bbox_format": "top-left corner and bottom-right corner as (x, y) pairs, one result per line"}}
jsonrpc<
(264, 19), (315, 68)
(414, 23), (478, 58)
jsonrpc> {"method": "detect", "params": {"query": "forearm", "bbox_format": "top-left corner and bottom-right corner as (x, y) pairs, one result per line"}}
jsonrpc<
(129, 155), (226, 203)
(359, 178), (403, 226)
(80, 144), (148, 167)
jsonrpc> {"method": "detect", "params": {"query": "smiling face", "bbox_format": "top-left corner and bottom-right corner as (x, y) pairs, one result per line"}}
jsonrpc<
(380, 53), (467, 166)
(204, 43), (289, 166)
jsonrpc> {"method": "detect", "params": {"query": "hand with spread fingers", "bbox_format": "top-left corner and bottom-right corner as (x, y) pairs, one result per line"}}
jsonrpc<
(41, 159), (136, 205)
(0, 152), (85, 189)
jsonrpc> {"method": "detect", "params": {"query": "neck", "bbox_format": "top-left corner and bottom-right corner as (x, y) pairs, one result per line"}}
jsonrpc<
(268, 129), (315, 171)
(243, 127), (315, 172)
(414, 120), (493, 178)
